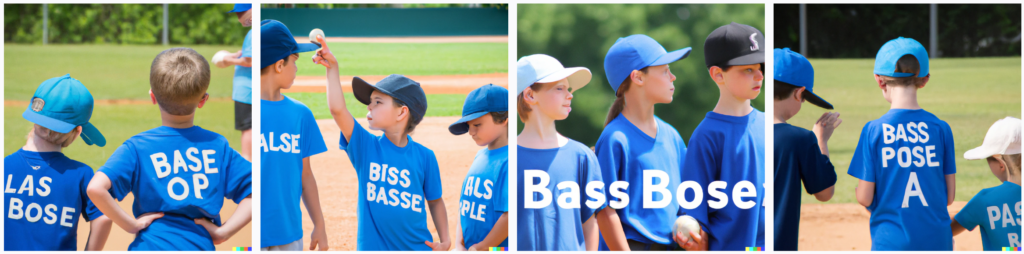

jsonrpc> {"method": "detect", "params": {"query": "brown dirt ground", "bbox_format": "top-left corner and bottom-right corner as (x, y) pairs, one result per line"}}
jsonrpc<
(797, 201), (982, 251)
(74, 194), (252, 250)
(284, 73), (508, 94)
(294, 116), (484, 251)
(293, 36), (508, 44)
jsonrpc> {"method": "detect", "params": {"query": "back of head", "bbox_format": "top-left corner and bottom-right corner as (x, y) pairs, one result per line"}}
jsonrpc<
(878, 54), (925, 87)
(874, 37), (929, 87)
(32, 124), (76, 147)
(150, 48), (211, 115)
(1005, 154), (1022, 177)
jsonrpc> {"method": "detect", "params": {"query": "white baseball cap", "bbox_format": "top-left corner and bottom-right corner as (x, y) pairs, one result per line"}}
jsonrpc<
(964, 116), (1022, 160)
(516, 54), (592, 95)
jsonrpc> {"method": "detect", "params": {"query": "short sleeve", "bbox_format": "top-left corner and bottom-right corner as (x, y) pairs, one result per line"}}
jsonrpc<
(594, 133), (626, 206)
(495, 160), (509, 212)
(954, 193), (985, 231)
(98, 143), (139, 201)
(847, 123), (876, 182)
(241, 30), (253, 58)
(224, 145), (253, 203)
(423, 150), (443, 201)
(339, 118), (373, 166)
(80, 169), (104, 221)
(801, 132), (837, 194)
(679, 132), (717, 233)
(942, 123), (957, 175)
(300, 109), (328, 159)
(579, 147), (605, 222)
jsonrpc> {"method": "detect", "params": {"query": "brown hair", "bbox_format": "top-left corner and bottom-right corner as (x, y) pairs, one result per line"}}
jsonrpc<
(260, 53), (297, 75)
(390, 98), (424, 135)
(879, 55), (926, 87)
(33, 124), (76, 147)
(517, 83), (548, 122)
(605, 67), (648, 126)
(489, 111), (508, 124)
(150, 48), (211, 115)
(774, 80), (800, 101)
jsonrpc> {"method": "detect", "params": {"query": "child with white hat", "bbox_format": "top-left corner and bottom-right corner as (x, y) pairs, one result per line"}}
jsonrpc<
(952, 117), (1021, 250)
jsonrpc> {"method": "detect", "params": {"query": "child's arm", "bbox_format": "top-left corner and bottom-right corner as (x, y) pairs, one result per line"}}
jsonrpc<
(855, 180), (875, 208)
(813, 112), (842, 156)
(84, 215), (111, 251)
(945, 174), (956, 206)
(582, 215), (598, 251)
(301, 157), (330, 251)
(595, 207), (629, 250)
(452, 219), (466, 251)
(312, 36), (356, 142)
(424, 198), (451, 251)
(951, 218), (969, 236)
(86, 172), (164, 234)
(467, 212), (508, 251)
(195, 196), (252, 245)
(812, 186), (836, 202)
(226, 50), (252, 68)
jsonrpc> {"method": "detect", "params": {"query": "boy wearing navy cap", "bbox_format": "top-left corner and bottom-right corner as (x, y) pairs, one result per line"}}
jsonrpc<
(258, 19), (329, 251)
(847, 37), (955, 250)
(677, 22), (766, 251)
(4, 75), (112, 251)
(221, 3), (254, 160)
(314, 30), (451, 251)
(772, 48), (840, 251)
(450, 84), (509, 251)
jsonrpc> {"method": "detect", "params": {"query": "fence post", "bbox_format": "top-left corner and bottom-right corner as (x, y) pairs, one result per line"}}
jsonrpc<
(42, 4), (48, 45)
(799, 4), (807, 56)
(163, 4), (169, 46)
(930, 4), (938, 58)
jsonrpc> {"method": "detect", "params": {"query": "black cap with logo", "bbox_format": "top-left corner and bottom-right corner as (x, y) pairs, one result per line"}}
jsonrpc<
(704, 22), (765, 69)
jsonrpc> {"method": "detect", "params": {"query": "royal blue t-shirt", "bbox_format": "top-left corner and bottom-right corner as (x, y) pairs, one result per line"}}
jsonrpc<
(260, 96), (328, 247)
(517, 139), (606, 251)
(773, 123), (837, 251)
(98, 126), (252, 251)
(595, 114), (687, 246)
(339, 119), (443, 251)
(4, 149), (104, 251)
(954, 181), (1021, 250)
(679, 109), (765, 250)
(232, 29), (253, 104)
(847, 108), (955, 250)
(459, 146), (509, 248)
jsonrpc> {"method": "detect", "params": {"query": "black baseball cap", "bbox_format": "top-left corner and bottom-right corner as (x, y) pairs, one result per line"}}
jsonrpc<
(704, 22), (765, 68)
(352, 74), (428, 120)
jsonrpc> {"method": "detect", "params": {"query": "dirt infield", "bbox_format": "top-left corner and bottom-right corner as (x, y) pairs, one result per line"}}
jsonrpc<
(284, 73), (508, 94)
(797, 202), (982, 251)
(293, 36), (508, 44)
(295, 116), (484, 251)
(74, 194), (252, 250)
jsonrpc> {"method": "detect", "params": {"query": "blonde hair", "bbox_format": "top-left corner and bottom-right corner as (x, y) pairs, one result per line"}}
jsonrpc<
(32, 124), (76, 147)
(1005, 154), (1021, 176)
(150, 48), (211, 115)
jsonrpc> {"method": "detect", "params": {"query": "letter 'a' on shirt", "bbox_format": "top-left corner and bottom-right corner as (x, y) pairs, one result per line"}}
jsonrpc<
(773, 123), (837, 251)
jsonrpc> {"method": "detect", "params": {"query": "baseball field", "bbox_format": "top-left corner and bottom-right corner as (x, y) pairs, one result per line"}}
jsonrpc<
(4, 43), (251, 250)
(785, 57), (1021, 250)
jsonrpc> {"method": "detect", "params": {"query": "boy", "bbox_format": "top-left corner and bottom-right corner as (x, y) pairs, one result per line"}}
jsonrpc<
(5, 75), (112, 250)
(847, 37), (956, 250)
(772, 48), (840, 251)
(953, 117), (1021, 250)
(86, 48), (252, 251)
(258, 19), (330, 251)
(449, 84), (509, 251)
(676, 22), (766, 251)
(314, 33), (452, 251)
(221, 3), (254, 160)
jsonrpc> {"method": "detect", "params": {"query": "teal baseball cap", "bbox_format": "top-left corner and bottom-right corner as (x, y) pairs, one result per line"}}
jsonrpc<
(874, 37), (929, 78)
(22, 74), (105, 147)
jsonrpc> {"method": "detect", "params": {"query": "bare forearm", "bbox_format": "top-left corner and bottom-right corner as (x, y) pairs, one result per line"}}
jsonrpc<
(302, 171), (326, 228)
(818, 140), (830, 156)
(596, 207), (629, 251)
(471, 213), (508, 249)
(87, 174), (139, 233)
(85, 216), (112, 251)
(855, 181), (875, 208)
(946, 174), (956, 206)
(217, 197), (253, 240)
(324, 65), (355, 140)
(582, 216), (599, 251)
(427, 199), (451, 243)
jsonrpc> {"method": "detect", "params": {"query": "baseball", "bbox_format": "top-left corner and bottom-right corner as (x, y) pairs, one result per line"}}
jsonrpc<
(674, 215), (700, 243)
(309, 28), (325, 46)
(212, 50), (231, 68)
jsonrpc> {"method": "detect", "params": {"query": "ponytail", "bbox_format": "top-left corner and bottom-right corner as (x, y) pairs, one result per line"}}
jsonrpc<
(604, 68), (647, 126)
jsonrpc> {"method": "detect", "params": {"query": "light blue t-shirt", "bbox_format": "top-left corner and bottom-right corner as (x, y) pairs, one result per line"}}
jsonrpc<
(259, 96), (328, 247)
(517, 139), (606, 251)
(339, 119), (443, 251)
(595, 114), (687, 246)
(954, 181), (1021, 250)
(459, 146), (509, 248)
(232, 29), (253, 104)
(847, 108), (956, 250)
(4, 149), (104, 251)
(680, 109), (765, 251)
(98, 126), (252, 251)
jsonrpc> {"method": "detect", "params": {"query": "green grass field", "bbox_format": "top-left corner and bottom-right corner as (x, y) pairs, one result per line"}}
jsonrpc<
(284, 92), (466, 120)
(294, 42), (508, 76)
(788, 57), (1021, 204)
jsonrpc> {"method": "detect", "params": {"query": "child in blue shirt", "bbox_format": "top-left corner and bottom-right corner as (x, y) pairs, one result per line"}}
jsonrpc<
(5, 75), (112, 251)
(258, 20), (330, 251)
(847, 37), (956, 250)
(676, 22), (766, 251)
(221, 4), (254, 160)
(314, 35), (451, 251)
(86, 48), (253, 251)
(595, 34), (692, 251)
(953, 117), (1021, 250)
(772, 48), (840, 251)
(449, 84), (509, 251)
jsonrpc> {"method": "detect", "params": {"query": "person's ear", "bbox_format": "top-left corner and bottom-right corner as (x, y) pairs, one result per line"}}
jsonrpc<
(918, 74), (930, 89)
(275, 59), (286, 73)
(709, 66), (725, 85)
(794, 87), (806, 102)
(524, 88), (538, 105)
(150, 90), (157, 105)
(397, 106), (409, 122)
(197, 93), (210, 109)
(874, 74), (886, 90)
(630, 70), (644, 87)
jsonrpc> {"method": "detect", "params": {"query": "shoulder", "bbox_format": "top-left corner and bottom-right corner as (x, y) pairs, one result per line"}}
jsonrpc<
(52, 155), (94, 174)
(656, 116), (684, 138)
(409, 140), (438, 158)
(776, 124), (815, 142)
(596, 122), (630, 146)
(564, 138), (597, 157)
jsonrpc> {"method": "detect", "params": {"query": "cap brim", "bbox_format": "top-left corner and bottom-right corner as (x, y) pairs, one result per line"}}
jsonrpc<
(294, 43), (320, 54)
(723, 50), (766, 66)
(80, 122), (106, 147)
(649, 47), (693, 66)
(449, 111), (489, 135)
(23, 108), (76, 133)
(537, 67), (592, 93)
(803, 90), (834, 110)
(352, 77), (404, 107)
(964, 146), (999, 160)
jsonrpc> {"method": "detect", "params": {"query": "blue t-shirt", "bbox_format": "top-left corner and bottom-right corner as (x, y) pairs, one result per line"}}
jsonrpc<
(595, 114), (687, 246)
(517, 139), (606, 251)
(679, 109), (765, 250)
(4, 149), (104, 251)
(98, 126), (252, 251)
(232, 29), (253, 104)
(339, 119), (443, 251)
(847, 108), (956, 250)
(260, 96), (328, 247)
(954, 181), (1021, 250)
(459, 146), (509, 248)
(773, 123), (837, 251)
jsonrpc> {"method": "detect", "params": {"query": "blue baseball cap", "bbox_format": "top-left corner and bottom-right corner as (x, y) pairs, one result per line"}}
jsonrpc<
(604, 34), (691, 93)
(227, 4), (251, 13)
(449, 84), (508, 135)
(774, 48), (832, 109)
(261, 19), (320, 69)
(22, 74), (105, 147)
(516, 54), (591, 95)
(874, 37), (929, 78)
(352, 74), (428, 120)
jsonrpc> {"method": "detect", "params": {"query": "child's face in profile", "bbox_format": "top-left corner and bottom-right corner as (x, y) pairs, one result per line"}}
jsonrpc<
(721, 63), (764, 100)
(531, 79), (574, 121)
(467, 113), (507, 147)
(366, 90), (405, 131)
(236, 9), (252, 27)
(642, 64), (677, 104)
(273, 54), (299, 90)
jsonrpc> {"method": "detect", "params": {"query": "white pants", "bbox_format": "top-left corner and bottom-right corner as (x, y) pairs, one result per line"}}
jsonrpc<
(261, 239), (303, 251)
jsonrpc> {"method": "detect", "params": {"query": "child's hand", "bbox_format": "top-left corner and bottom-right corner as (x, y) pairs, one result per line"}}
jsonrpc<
(674, 228), (708, 251)
(194, 218), (228, 245)
(813, 112), (842, 143)
(309, 226), (329, 251)
(425, 240), (451, 251)
(226, 50), (252, 68)
(130, 212), (164, 234)
(467, 244), (480, 251)
(311, 35), (337, 69)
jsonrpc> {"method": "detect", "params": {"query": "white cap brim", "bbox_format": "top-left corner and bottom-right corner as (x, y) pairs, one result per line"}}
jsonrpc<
(535, 67), (592, 93)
